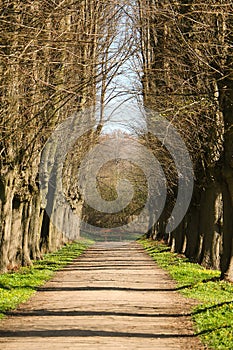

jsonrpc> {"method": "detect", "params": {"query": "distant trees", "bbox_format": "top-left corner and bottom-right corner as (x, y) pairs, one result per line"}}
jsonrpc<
(81, 131), (148, 231)
(136, 0), (233, 281)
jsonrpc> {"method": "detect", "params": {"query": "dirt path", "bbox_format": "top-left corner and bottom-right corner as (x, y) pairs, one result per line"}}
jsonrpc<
(0, 242), (206, 350)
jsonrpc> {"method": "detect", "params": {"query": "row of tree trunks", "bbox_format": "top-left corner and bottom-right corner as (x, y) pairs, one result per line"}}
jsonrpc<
(136, 0), (233, 281)
(0, 0), (124, 272)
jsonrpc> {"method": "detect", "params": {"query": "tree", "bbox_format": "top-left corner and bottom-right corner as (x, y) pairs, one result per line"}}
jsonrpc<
(135, 0), (233, 279)
(0, 0), (131, 271)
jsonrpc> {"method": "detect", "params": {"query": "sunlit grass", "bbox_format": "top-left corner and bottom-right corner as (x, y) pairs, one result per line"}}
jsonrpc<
(0, 240), (92, 318)
(139, 238), (233, 350)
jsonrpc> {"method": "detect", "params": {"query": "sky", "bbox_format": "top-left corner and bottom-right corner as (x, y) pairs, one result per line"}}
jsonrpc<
(95, 4), (146, 134)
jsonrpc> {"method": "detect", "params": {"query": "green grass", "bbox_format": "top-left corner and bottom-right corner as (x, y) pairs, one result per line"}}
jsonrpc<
(0, 239), (92, 319)
(139, 239), (233, 350)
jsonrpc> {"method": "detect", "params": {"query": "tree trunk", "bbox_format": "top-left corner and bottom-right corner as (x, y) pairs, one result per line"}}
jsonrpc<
(219, 76), (233, 280)
(28, 193), (42, 260)
(0, 172), (16, 272)
(185, 202), (201, 261)
(8, 196), (23, 269)
(199, 181), (222, 269)
(221, 181), (233, 280)
(40, 210), (50, 254)
(171, 221), (186, 254)
(21, 200), (33, 267)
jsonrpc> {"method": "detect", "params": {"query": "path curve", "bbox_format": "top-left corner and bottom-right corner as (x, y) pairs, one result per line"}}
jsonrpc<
(0, 242), (206, 349)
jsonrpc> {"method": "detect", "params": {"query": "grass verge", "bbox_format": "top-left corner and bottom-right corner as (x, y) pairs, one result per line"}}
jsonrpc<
(0, 239), (92, 319)
(139, 238), (233, 350)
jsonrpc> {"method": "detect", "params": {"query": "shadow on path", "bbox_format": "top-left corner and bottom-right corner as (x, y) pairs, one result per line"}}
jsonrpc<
(0, 328), (197, 339)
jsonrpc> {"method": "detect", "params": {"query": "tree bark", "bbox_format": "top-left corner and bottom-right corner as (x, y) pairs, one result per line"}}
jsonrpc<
(0, 172), (16, 272)
(219, 75), (233, 280)
(199, 181), (222, 269)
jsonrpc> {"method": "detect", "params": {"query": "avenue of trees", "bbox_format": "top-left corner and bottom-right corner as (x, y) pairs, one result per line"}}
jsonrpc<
(0, 0), (129, 271)
(136, 0), (233, 281)
(0, 0), (233, 283)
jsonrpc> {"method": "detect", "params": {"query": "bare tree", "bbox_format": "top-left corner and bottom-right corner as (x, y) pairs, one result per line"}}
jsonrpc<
(0, 0), (134, 271)
(135, 0), (233, 279)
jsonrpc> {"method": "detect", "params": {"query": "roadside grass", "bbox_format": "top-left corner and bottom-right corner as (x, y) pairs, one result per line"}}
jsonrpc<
(139, 238), (233, 350)
(0, 240), (92, 319)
